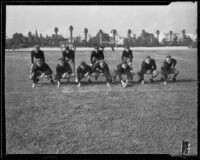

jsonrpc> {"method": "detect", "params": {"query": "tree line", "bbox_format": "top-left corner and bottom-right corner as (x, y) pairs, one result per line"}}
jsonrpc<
(6, 26), (197, 49)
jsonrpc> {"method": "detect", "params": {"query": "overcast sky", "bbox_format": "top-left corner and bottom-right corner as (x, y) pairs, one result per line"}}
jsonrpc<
(6, 2), (197, 38)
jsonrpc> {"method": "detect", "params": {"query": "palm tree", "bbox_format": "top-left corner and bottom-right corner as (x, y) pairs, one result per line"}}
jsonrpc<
(111, 29), (117, 46)
(127, 29), (132, 39)
(69, 25), (73, 43)
(54, 27), (58, 37)
(35, 30), (39, 45)
(156, 30), (160, 41)
(169, 30), (173, 41)
(28, 31), (32, 45)
(99, 29), (103, 44)
(84, 28), (88, 42)
(141, 29), (146, 37)
(54, 27), (59, 47)
(182, 29), (186, 39)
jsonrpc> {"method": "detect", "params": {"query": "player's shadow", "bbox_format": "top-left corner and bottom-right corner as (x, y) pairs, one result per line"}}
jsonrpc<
(59, 81), (77, 85)
(165, 79), (197, 83)
(35, 82), (54, 87)
(83, 81), (107, 86)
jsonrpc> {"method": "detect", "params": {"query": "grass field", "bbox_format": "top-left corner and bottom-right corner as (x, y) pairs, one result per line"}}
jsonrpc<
(5, 49), (197, 155)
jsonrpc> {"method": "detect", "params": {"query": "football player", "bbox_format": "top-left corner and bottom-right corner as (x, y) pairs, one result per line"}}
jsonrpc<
(160, 55), (179, 84)
(54, 58), (72, 87)
(137, 56), (159, 84)
(76, 61), (93, 87)
(30, 58), (54, 88)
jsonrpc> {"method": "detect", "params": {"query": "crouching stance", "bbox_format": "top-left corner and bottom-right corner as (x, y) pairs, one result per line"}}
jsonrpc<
(92, 60), (112, 87)
(112, 61), (132, 87)
(75, 61), (92, 87)
(30, 58), (54, 88)
(62, 46), (75, 75)
(160, 55), (179, 84)
(29, 45), (45, 79)
(90, 46), (104, 67)
(55, 58), (72, 87)
(137, 56), (159, 84)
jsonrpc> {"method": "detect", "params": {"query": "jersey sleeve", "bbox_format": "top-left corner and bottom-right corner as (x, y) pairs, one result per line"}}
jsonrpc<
(41, 51), (45, 62)
(141, 61), (147, 72)
(130, 50), (133, 61)
(105, 64), (109, 72)
(101, 52), (104, 60)
(31, 51), (34, 63)
(90, 51), (94, 63)
(56, 65), (60, 74)
(77, 66), (81, 74)
(62, 51), (65, 60)
(121, 51), (125, 61)
(66, 62), (72, 74)
(32, 64), (38, 73)
(72, 50), (75, 61)
(44, 63), (52, 74)
(172, 59), (177, 68)
(87, 65), (92, 74)
(152, 59), (157, 69)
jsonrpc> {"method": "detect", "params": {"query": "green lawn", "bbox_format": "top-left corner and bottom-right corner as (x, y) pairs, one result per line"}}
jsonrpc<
(5, 49), (197, 154)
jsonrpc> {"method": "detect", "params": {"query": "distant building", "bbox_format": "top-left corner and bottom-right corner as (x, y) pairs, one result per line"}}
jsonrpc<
(158, 32), (197, 43)
(186, 33), (197, 41)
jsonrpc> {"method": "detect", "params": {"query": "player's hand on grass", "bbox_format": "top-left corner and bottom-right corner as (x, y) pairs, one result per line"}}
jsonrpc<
(106, 82), (110, 87)
(77, 83), (81, 88)
(40, 73), (45, 78)
(85, 72), (89, 78)
(121, 80), (126, 88)
(32, 83), (35, 88)
(75, 77), (78, 83)
(62, 73), (68, 79)
(57, 81), (60, 87)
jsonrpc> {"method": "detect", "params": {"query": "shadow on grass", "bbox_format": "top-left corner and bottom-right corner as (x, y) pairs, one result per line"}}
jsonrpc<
(35, 78), (197, 87)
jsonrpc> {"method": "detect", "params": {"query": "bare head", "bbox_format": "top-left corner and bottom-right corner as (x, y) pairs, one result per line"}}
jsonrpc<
(145, 56), (151, 64)
(65, 46), (70, 51)
(95, 46), (99, 52)
(125, 46), (130, 52)
(58, 58), (64, 66)
(166, 55), (172, 63)
(80, 61), (86, 70)
(35, 45), (40, 52)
